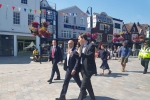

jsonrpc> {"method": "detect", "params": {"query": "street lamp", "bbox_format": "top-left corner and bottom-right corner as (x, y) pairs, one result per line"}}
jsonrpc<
(86, 6), (93, 36)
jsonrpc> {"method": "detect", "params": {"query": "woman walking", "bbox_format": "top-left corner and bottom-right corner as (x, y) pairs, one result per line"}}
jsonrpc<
(98, 44), (111, 75)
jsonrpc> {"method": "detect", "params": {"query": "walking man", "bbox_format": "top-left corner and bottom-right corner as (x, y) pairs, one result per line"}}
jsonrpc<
(138, 42), (150, 74)
(47, 40), (62, 84)
(118, 42), (130, 72)
(56, 40), (87, 100)
(75, 33), (96, 100)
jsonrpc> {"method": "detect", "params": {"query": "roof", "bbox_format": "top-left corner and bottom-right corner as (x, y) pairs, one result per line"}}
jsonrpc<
(112, 18), (123, 22)
(58, 6), (88, 16)
(124, 23), (134, 32)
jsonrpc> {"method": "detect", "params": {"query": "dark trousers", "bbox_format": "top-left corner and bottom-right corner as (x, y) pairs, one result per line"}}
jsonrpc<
(141, 58), (149, 72)
(50, 59), (60, 81)
(60, 68), (81, 98)
(78, 70), (95, 100)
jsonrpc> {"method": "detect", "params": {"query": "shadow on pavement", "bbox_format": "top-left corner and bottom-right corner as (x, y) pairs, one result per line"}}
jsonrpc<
(103, 73), (129, 78)
(0, 56), (33, 64)
(52, 79), (76, 83)
(70, 96), (116, 100)
(126, 71), (150, 74)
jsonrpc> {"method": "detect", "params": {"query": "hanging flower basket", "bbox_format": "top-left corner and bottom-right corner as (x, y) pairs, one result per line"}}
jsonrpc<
(29, 21), (39, 36)
(91, 33), (98, 40)
(42, 22), (49, 28)
(112, 38), (118, 42)
(86, 32), (91, 37)
(38, 27), (51, 38)
(139, 35), (144, 39)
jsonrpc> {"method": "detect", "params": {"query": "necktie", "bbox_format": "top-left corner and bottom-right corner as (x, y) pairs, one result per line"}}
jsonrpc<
(52, 47), (54, 58)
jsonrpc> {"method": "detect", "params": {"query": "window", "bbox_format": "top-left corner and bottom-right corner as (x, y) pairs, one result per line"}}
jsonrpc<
(100, 24), (104, 30)
(13, 12), (20, 24)
(107, 35), (113, 41)
(73, 34), (76, 38)
(96, 33), (102, 42)
(64, 16), (69, 23)
(80, 17), (84, 25)
(64, 31), (66, 37)
(28, 14), (34, 25)
(69, 31), (71, 38)
(114, 23), (120, 29)
(21, 0), (27, 4)
(73, 17), (76, 24)
(66, 31), (69, 38)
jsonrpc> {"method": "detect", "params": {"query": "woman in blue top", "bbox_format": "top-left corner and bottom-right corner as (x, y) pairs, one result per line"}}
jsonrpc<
(118, 42), (130, 72)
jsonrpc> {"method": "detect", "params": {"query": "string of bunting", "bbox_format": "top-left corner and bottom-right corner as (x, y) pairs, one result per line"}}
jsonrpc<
(0, 3), (87, 16)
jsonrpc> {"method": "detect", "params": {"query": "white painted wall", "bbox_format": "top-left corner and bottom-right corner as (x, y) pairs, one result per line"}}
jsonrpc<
(58, 6), (90, 39)
(0, 0), (40, 33)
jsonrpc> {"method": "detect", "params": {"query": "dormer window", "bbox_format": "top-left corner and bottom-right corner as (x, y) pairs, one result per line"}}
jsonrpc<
(21, 0), (27, 4)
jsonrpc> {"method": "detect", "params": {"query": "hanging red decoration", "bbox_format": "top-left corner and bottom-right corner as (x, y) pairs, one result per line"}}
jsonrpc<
(34, 10), (36, 13)
(0, 4), (2, 8)
(12, 6), (15, 10)
(44, 10), (46, 14)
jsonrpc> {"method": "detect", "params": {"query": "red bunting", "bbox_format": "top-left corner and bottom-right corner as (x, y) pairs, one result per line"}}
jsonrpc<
(0, 4), (2, 8)
(12, 6), (15, 10)
(44, 10), (46, 14)
(34, 10), (36, 13)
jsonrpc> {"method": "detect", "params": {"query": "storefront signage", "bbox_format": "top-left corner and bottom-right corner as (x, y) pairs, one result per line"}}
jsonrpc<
(64, 24), (86, 30)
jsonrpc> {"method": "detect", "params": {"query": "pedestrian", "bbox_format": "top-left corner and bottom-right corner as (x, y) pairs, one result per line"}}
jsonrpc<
(75, 32), (96, 100)
(118, 42), (130, 72)
(138, 42), (150, 74)
(98, 44), (111, 75)
(47, 40), (62, 84)
(56, 40), (87, 100)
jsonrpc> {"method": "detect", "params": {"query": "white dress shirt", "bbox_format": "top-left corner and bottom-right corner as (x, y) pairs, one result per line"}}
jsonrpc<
(67, 48), (73, 66)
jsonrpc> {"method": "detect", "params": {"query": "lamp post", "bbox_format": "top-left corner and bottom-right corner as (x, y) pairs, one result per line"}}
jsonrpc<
(33, 15), (42, 64)
(86, 6), (93, 39)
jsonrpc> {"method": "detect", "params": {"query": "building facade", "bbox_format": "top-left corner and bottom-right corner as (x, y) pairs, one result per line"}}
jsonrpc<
(0, 0), (41, 56)
(57, 6), (90, 53)
(91, 12), (113, 47)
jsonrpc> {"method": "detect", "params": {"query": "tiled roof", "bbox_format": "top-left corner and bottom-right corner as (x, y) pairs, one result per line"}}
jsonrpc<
(124, 23), (134, 32)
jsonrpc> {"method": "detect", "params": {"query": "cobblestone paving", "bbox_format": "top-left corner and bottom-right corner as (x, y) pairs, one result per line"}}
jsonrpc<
(0, 57), (150, 100)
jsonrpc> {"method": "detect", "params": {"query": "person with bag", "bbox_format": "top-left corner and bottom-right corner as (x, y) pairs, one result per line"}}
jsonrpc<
(138, 42), (150, 74)
(118, 42), (130, 72)
(98, 44), (111, 75)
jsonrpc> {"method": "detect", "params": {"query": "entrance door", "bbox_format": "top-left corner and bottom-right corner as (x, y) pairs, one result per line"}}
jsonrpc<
(18, 42), (24, 52)
(2, 39), (13, 56)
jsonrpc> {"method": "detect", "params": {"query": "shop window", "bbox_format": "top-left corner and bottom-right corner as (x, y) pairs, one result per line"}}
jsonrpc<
(107, 35), (113, 41)
(100, 24), (104, 30)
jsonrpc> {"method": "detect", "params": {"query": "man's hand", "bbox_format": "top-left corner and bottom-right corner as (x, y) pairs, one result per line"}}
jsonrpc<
(107, 56), (110, 60)
(77, 48), (81, 55)
(68, 50), (73, 56)
(71, 70), (76, 75)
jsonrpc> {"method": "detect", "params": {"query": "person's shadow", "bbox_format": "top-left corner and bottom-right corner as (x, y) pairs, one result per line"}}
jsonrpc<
(99, 73), (129, 78)
(126, 71), (150, 74)
(70, 96), (116, 100)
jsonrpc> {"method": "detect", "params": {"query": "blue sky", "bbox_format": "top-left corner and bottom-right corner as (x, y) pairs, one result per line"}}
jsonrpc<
(47, 0), (150, 25)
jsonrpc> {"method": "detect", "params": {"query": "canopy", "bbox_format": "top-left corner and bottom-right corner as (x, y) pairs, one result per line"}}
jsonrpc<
(25, 42), (36, 49)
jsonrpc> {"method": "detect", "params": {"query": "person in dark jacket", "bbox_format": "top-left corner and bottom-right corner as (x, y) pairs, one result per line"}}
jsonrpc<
(98, 44), (111, 75)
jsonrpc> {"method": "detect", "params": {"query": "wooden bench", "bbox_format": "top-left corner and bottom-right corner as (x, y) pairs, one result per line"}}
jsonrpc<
(41, 54), (49, 61)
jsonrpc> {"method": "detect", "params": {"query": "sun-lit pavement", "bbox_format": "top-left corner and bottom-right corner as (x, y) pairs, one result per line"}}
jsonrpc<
(0, 57), (150, 100)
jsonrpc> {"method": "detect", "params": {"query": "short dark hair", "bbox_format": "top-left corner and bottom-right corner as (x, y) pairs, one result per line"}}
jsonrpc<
(79, 32), (87, 40)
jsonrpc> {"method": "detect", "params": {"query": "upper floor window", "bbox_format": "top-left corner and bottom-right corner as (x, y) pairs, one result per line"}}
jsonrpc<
(100, 24), (104, 30)
(114, 23), (120, 29)
(64, 16), (69, 23)
(96, 33), (102, 42)
(21, 0), (27, 4)
(73, 34), (76, 38)
(80, 17), (84, 25)
(28, 14), (34, 25)
(13, 12), (20, 25)
(73, 17), (76, 24)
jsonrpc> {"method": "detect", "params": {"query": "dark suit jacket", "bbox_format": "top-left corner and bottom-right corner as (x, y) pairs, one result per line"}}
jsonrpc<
(64, 47), (79, 72)
(49, 46), (62, 63)
(80, 42), (97, 76)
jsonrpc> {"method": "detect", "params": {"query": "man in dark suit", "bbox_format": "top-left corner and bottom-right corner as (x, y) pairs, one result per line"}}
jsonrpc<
(56, 40), (87, 100)
(72, 33), (96, 100)
(47, 40), (62, 84)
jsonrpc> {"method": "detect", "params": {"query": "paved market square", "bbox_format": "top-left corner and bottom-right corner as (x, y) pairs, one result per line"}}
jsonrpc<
(0, 57), (150, 100)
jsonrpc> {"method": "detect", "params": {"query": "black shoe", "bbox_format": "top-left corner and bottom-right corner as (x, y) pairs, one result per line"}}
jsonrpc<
(47, 79), (51, 82)
(49, 81), (52, 84)
(54, 78), (61, 80)
(55, 98), (66, 100)
(143, 72), (147, 74)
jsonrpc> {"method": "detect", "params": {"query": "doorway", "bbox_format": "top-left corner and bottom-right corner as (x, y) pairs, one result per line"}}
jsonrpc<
(18, 41), (24, 52)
